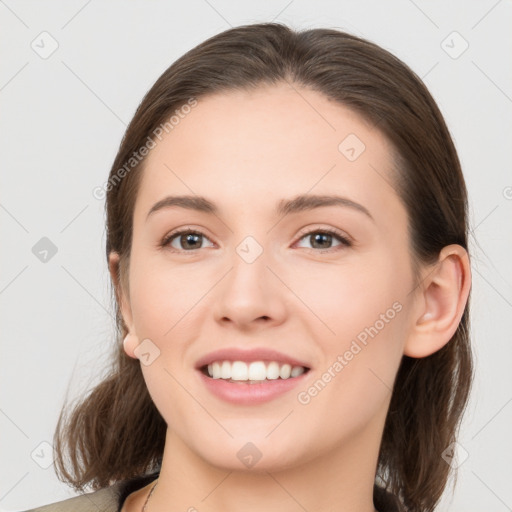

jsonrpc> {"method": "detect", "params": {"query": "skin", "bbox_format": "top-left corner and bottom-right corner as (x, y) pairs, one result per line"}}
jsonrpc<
(110, 82), (471, 512)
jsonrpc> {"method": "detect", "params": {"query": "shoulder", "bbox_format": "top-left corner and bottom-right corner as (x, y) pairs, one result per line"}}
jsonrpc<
(19, 481), (124, 512)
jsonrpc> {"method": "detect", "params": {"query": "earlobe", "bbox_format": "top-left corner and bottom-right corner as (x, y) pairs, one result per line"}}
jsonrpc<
(404, 244), (471, 358)
(123, 332), (139, 359)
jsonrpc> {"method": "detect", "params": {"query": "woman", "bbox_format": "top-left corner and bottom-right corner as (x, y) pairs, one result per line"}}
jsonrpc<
(24, 22), (472, 512)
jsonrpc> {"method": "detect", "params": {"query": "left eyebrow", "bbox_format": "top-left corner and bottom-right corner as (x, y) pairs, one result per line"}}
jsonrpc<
(276, 194), (374, 222)
(146, 193), (374, 223)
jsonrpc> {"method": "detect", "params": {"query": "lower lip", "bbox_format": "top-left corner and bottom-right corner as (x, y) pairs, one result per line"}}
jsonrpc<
(197, 370), (309, 405)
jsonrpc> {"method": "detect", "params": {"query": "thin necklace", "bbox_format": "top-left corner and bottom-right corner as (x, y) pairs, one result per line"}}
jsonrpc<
(141, 479), (158, 512)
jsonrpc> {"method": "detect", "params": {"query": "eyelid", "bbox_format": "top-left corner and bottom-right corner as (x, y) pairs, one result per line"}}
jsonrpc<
(161, 225), (353, 252)
(160, 226), (216, 251)
(294, 225), (353, 245)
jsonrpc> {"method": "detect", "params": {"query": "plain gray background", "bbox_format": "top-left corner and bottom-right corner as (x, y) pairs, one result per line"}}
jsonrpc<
(1, 1), (511, 511)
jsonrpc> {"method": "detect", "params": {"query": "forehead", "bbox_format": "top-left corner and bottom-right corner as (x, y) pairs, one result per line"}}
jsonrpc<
(134, 83), (403, 224)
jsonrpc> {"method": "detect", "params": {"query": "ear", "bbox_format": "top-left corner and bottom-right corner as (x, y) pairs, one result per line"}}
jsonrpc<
(108, 251), (138, 359)
(404, 244), (471, 358)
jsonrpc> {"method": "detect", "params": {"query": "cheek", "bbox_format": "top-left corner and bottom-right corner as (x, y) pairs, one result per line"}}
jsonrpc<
(129, 255), (211, 339)
(129, 259), (205, 426)
(291, 252), (405, 341)
(293, 252), (407, 403)
(295, 305), (406, 445)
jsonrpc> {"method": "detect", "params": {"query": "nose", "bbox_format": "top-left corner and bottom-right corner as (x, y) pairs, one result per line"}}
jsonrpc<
(213, 243), (287, 331)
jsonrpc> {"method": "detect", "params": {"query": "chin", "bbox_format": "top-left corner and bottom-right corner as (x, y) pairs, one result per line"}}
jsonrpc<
(184, 429), (304, 471)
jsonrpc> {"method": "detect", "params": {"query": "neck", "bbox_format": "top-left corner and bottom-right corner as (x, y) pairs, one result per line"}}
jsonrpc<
(147, 410), (386, 512)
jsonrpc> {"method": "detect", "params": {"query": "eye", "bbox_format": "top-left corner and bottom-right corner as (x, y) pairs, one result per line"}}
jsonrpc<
(161, 229), (215, 252)
(161, 227), (352, 253)
(294, 228), (352, 252)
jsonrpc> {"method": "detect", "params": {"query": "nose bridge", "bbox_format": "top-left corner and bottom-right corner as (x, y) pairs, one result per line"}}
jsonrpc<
(227, 232), (270, 296)
(213, 229), (285, 325)
(235, 234), (266, 266)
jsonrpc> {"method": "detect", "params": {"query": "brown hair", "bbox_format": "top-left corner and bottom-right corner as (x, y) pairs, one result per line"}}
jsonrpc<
(53, 22), (473, 512)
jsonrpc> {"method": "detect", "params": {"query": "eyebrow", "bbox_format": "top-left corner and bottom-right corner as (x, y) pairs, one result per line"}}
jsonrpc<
(146, 194), (374, 222)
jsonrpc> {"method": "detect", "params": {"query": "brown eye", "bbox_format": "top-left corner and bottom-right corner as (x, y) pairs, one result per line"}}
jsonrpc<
(162, 230), (214, 252)
(295, 229), (352, 251)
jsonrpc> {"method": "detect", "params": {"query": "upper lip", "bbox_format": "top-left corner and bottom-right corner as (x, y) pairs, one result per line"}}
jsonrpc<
(195, 347), (311, 370)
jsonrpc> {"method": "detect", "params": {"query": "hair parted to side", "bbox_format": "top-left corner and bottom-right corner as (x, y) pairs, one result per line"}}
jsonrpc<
(53, 22), (473, 512)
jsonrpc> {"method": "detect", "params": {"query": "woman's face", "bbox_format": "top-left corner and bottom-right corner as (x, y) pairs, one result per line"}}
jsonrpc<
(114, 83), (420, 472)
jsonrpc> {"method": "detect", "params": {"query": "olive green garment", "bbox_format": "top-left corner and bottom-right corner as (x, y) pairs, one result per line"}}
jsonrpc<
(19, 481), (404, 512)
(19, 481), (124, 512)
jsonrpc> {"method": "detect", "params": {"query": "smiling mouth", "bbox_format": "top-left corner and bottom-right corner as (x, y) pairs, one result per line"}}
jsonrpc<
(200, 360), (310, 383)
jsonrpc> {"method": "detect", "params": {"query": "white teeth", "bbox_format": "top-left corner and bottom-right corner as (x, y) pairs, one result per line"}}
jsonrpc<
(291, 366), (305, 378)
(248, 361), (267, 380)
(205, 360), (307, 381)
(231, 361), (248, 380)
(279, 364), (292, 379)
(220, 361), (231, 379)
(266, 361), (280, 380)
(211, 362), (221, 379)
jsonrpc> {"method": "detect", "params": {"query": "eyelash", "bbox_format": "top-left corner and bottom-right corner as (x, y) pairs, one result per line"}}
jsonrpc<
(160, 227), (352, 254)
